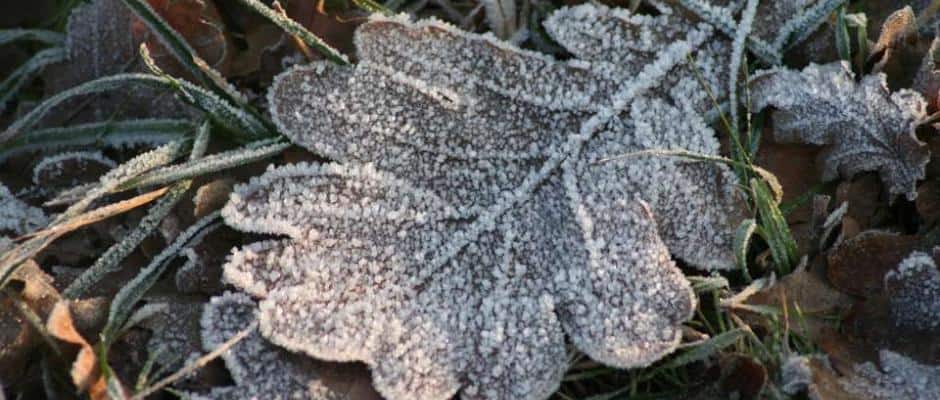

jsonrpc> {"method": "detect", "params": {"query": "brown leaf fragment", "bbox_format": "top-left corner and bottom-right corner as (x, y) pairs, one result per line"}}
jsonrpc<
(745, 259), (854, 341)
(46, 301), (107, 400)
(719, 354), (767, 399)
(140, 0), (231, 77)
(0, 260), (59, 383)
(869, 6), (917, 73)
(826, 231), (920, 297)
(193, 179), (235, 219)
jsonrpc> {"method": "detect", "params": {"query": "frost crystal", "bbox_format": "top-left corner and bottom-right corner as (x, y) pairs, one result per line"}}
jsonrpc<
(194, 292), (376, 400)
(32, 151), (116, 186)
(884, 251), (940, 332)
(221, 5), (751, 399)
(0, 183), (47, 235)
(750, 61), (929, 200)
(841, 350), (940, 400)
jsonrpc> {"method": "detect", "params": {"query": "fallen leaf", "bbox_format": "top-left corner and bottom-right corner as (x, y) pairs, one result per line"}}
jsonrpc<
(826, 231), (920, 297)
(750, 62), (930, 201)
(46, 301), (107, 400)
(0, 260), (59, 383)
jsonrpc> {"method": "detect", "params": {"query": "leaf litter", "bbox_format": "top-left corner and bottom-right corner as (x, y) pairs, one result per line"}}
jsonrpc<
(3, 0), (940, 399)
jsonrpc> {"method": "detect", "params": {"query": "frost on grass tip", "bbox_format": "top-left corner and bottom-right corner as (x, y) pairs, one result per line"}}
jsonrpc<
(218, 4), (757, 399)
(749, 61), (930, 201)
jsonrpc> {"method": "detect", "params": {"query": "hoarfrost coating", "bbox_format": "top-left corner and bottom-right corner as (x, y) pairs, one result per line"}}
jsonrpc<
(749, 61), (930, 201)
(210, 2), (841, 399)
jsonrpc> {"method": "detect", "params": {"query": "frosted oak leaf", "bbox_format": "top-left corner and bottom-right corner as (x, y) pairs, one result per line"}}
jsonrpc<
(749, 61), (930, 200)
(223, 5), (746, 400)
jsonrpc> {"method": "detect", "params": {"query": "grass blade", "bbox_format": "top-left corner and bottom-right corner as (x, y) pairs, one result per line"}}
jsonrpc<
(0, 119), (194, 162)
(0, 29), (65, 47)
(662, 329), (745, 369)
(117, 139), (289, 190)
(233, 0), (349, 65)
(62, 181), (190, 299)
(102, 212), (221, 344)
(118, 0), (245, 104)
(0, 47), (66, 112)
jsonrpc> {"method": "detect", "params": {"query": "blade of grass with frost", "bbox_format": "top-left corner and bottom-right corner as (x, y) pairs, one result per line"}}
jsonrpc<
(0, 72), (269, 144)
(687, 276), (730, 293)
(661, 329), (744, 369)
(728, 0), (758, 135)
(0, 29), (65, 46)
(0, 47), (66, 113)
(354, 0), (392, 14)
(0, 119), (194, 162)
(596, 149), (782, 203)
(773, 0), (847, 53)
(734, 219), (757, 282)
(0, 74), (176, 144)
(0, 187), (169, 290)
(140, 45), (273, 140)
(62, 121), (210, 298)
(751, 179), (797, 273)
(56, 140), (189, 223)
(118, 0), (245, 105)
(835, 6), (851, 62)
(673, 0), (780, 64)
(232, 0), (349, 65)
(62, 181), (190, 298)
(101, 212), (221, 345)
(117, 138), (289, 190)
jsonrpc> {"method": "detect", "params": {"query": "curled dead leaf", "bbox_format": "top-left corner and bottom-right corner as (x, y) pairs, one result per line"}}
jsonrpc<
(826, 231), (920, 297)
(46, 301), (107, 400)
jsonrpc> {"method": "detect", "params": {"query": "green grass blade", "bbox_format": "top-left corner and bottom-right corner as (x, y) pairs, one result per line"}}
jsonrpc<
(233, 0), (350, 65)
(0, 47), (66, 112)
(734, 218), (758, 281)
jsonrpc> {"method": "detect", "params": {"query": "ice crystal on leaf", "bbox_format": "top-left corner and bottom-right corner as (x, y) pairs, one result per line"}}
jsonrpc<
(841, 350), (940, 400)
(750, 61), (930, 201)
(193, 292), (378, 400)
(0, 183), (47, 235)
(884, 251), (940, 332)
(223, 4), (752, 400)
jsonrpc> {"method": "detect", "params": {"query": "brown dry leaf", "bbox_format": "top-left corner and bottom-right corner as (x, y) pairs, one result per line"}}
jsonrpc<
(0, 260), (59, 383)
(140, 0), (231, 77)
(826, 231), (920, 297)
(46, 301), (108, 400)
(193, 179), (235, 219)
(754, 131), (822, 224)
(869, 6), (916, 73)
(719, 354), (767, 399)
(834, 174), (886, 231)
(745, 259), (854, 341)
(284, 0), (362, 57)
